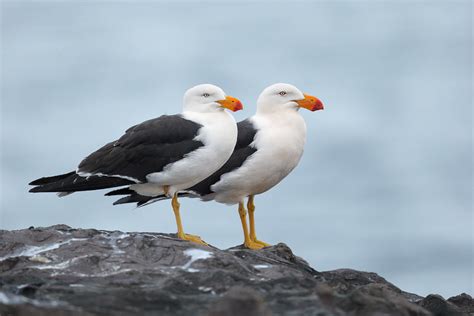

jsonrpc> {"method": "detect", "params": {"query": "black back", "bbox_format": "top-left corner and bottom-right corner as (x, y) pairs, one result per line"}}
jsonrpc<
(78, 115), (204, 182)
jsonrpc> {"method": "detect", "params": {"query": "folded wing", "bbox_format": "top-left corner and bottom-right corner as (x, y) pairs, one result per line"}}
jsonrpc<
(29, 115), (204, 193)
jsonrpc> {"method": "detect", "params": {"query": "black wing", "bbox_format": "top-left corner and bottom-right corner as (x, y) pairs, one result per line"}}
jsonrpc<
(29, 171), (134, 193)
(183, 119), (258, 196)
(77, 114), (204, 182)
(29, 115), (204, 194)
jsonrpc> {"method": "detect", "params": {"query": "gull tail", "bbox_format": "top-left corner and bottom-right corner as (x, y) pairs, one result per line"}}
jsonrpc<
(29, 172), (134, 194)
(105, 188), (194, 207)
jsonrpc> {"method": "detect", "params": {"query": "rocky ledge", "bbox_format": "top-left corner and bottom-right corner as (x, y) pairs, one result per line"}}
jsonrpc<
(0, 225), (472, 316)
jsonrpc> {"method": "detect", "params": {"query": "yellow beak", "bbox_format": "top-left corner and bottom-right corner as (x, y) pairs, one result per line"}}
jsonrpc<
(216, 96), (243, 112)
(295, 94), (324, 111)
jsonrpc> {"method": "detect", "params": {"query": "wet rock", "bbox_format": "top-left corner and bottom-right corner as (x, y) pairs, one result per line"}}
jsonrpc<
(0, 225), (471, 316)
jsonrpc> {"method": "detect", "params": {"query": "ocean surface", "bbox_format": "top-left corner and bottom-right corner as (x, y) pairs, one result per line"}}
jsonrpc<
(1, 1), (472, 298)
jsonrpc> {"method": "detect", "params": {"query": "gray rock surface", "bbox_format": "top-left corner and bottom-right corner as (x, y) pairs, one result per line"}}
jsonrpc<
(0, 225), (472, 316)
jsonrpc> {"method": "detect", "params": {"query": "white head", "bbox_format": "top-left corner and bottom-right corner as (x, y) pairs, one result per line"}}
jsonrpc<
(256, 83), (323, 114)
(183, 84), (243, 113)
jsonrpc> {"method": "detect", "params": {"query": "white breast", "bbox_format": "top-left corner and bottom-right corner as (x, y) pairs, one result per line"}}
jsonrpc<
(141, 110), (238, 196)
(211, 110), (307, 204)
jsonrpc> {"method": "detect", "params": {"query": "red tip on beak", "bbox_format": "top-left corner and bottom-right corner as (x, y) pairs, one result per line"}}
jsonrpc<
(233, 100), (243, 112)
(311, 96), (324, 111)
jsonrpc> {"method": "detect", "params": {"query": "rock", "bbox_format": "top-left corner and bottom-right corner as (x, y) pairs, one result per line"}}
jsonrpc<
(0, 225), (471, 316)
(418, 294), (471, 316)
(207, 286), (270, 316)
(448, 294), (474, 315)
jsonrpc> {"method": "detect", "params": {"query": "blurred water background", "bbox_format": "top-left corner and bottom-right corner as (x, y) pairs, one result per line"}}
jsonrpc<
(1, 1), (472, 298)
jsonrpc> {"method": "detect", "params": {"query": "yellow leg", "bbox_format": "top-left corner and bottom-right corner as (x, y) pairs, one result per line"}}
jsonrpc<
(238, 202), (264, 250)
(247, 195), (271, 247)
(171, 193), (207, 245)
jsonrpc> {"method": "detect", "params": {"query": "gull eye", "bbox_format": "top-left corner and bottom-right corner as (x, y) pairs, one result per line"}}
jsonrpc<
(279, 91), (287, 96)
(202, 93), (210, 98)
